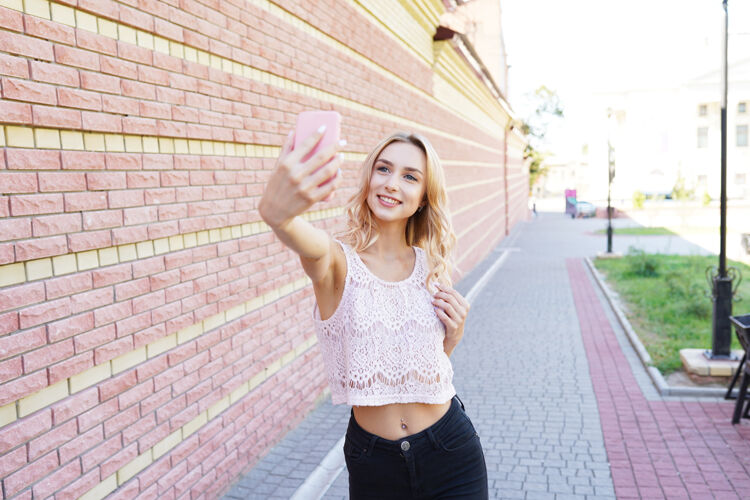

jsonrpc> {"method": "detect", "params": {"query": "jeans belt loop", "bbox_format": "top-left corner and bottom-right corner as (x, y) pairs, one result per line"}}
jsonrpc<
(426, 427), (440, 450)
(365, 434), (377, 457)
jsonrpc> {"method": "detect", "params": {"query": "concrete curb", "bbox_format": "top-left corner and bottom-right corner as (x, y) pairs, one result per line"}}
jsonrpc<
(584, 257), (730, 398)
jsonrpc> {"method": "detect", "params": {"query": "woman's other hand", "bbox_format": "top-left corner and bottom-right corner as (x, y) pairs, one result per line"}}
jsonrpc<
(259, 127), (345, 229)
(432, 283), (470, 356)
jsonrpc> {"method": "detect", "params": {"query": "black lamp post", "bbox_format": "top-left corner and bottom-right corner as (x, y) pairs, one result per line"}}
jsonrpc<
(606, 109), (615, 253)
(708, 0), (735, 360)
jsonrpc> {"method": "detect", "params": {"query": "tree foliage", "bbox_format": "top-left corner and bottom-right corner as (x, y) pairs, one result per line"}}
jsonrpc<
(519, 86), (564, 192)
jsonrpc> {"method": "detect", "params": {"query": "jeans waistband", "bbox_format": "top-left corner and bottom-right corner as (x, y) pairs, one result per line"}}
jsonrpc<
(346, 395), (465, 456)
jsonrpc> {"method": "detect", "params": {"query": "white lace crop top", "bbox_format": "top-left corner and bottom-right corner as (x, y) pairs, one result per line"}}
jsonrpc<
(312, 240), (456, 406)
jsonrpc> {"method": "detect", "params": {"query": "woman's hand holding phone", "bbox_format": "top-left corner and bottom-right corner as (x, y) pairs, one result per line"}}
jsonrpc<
(258, 125), (344, 230)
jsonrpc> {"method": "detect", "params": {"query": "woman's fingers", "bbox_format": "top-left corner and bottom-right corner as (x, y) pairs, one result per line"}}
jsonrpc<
(280, 130), (295, 158)
(437, 284), (470, 312)
(311, 165), (343, 201)
(303, 153), (342, 189)
(286, 126), (327, 167)
(435, 307), (457, 329)
(433, 296), (459, 321)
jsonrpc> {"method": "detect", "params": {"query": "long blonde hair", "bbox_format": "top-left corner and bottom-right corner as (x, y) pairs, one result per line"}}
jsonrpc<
(338, 132), (456, 289)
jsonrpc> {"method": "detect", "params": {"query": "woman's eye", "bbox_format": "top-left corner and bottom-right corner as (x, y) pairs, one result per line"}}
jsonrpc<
(376, 166), (389, 173)
(405, 174), (417, 181)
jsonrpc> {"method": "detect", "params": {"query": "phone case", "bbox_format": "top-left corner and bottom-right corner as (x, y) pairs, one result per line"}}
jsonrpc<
(293, 111), (341, 163)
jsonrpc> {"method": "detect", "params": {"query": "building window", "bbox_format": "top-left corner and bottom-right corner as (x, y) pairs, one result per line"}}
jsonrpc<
(739, 102), (747, 114)
(738, 125), (748, 147)
(699, 104), (708, 116)
(736, 173), (747, 185)
(697, 127), (708, 148)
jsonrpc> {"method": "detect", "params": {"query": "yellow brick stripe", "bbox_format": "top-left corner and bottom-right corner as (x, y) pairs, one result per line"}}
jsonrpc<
(0, 200), (344, 287)
(456, 210), (507, 268)
(78, 333), (319, 500)
(446, 176), (504, 193)
(451, 190), (504, 218)
(0, 268), (315, 427)
(0, 0), (503, 154)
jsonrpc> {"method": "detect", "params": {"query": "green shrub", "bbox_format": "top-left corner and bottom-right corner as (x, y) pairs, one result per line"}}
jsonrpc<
(625, 247), (659, 277)
(702, 191), (711, 207)
(633, 190), (645, 209)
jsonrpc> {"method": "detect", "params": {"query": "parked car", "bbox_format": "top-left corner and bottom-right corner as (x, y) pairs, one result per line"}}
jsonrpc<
(575, 201), (597, 218)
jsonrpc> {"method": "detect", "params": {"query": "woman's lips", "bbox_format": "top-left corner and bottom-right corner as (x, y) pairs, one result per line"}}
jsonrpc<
(377, 195), (401, 207)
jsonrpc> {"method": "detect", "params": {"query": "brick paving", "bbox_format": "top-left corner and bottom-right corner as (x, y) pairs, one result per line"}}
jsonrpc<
(568, 259), (750, 499)
(222, 213), (750, 499)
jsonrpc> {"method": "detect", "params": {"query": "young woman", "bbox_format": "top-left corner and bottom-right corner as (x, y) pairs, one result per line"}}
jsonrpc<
(259, 126), (488, 499)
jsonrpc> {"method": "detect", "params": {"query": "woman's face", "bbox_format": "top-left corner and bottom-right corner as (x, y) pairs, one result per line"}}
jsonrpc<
(366, 141), (427, 223)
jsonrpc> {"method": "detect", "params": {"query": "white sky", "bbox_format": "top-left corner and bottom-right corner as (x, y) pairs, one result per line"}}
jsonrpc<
(501, 0), (750, 155)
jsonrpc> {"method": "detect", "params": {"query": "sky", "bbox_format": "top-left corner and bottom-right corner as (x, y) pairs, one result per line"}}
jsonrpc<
(501, 0), (750, 156)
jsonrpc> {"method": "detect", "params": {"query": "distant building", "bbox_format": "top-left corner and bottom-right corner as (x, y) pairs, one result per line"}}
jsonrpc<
(589, 57), (750, 202)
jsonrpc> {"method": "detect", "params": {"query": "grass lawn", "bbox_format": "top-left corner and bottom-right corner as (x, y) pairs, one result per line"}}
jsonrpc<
(594, 227), (675, 236)
(594, 253), (750, 374)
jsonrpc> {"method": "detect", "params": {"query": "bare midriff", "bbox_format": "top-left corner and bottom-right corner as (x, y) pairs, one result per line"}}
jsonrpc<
(352, 400), (452, 441)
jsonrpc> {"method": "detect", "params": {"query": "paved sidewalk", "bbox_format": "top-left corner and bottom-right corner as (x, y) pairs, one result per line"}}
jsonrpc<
(222, 213), (750, 499)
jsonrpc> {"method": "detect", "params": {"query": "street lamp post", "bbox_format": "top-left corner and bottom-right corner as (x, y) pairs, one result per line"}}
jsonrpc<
(606, 110), (615, 254)
(709, 0), (735, 360)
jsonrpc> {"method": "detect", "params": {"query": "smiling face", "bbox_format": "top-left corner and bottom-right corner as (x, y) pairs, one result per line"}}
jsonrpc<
(366, 141), (427, 223)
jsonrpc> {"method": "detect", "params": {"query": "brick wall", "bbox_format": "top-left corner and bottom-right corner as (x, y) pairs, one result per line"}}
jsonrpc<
(0, 0), (527, 498)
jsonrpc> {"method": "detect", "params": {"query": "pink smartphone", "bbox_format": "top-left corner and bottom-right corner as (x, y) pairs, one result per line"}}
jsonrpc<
(293, 111), (341, 164)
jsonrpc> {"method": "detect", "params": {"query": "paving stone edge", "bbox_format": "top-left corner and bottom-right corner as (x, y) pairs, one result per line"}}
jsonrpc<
(584, 257), (728, 398)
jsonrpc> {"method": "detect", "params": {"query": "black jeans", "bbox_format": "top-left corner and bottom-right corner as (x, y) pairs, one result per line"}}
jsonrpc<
(344, 395), (488, 499)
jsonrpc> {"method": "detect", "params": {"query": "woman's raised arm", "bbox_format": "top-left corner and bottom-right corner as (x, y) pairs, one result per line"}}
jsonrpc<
(258, 127), (345, 284)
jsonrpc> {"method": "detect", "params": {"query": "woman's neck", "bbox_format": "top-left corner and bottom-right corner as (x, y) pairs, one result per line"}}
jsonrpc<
(368, 220), (410, 258)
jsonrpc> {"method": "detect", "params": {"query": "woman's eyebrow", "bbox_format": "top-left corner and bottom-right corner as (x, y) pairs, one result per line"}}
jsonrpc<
(377, 159), (423, 175)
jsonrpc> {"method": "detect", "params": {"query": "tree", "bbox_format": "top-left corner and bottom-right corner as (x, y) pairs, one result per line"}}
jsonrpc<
(519, 86), (564, 192)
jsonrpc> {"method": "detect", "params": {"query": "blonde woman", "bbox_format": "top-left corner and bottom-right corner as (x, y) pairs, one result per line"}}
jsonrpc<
(259, 127), (488, 499)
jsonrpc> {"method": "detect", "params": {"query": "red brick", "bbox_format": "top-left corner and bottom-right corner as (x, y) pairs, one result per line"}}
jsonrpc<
(0, 410), (51, 455)
(121, 412), (156, 445)
(0, 30), (54, 61)
(30, 61), (79, 86)
(54, 44), (99, 71)
(77, 398), (118, 432)
(0, 311), (19, 335)
(94, 301), (132, 327)
(104, 152), (141, 170)
(59, 424), (103, 463)
(0, 6), (23, 31)
(0, 52), (28, 78)
(19, 296), (71, 329)
(111, 225), (148, 246)
(68, 229), (111, 252)
(60, 151), (106, 171)
(47, 313), (93, 344)
(87, 172), (126, 191)
(22, 339), (73, 373)
(6, 149), (61, 170)
(70, 288), (113, 316)
(100, 441), (137, 478)
(0, 99), (32, 124)
(138, 64), (169, 86)
(115, 311), (151, 337)
(80, 70), (120, 94)
(76, 28), (117, 56)
(0, 326), (45, 361)
(57, 87), (102, 111)
(48, 351), (93, 385)
(0, 356), (22, 383)
(28, 419), (77, 460)
(54, 467), (99, 500)
(4, 451), (58, 497)
(31, 213), (81, 237)
(0, 446), (27, 479)
(25, 14), (76, 44)
(102, 94), (138, 115)
(108, 189), (144, 208)
(45, 272), (93, 300)
(0, 217), (32, 240)
(1, 77), (57, 105)
(10, 193), (63, 216)
(0, 243), (13, 264)
(98, 368), (136, 402)
(15, 235), (68, 260)
(73, 323), (116, 353)
(78, 0), (119, 18)
(0, 369), (47, 407)
(119, 5), (154, 31)
(94, 336), (133, 365)
(121, 80), (156, 101)
(122, 116), (157, 135)
(139, 100), (171, 119)
(92, 263), (132, 288)
(101, 55), (137, 79)
(83, 209), (122, 230)
(103, 404), (139, 438)
(82, 111), (122, 132)
(63, 191), (107, 211)
(32, 104), (82, 129)
(38, 172), (87, 193)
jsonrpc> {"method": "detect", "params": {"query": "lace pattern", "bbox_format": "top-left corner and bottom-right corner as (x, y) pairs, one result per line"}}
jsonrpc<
(313, 240), (456, 406)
